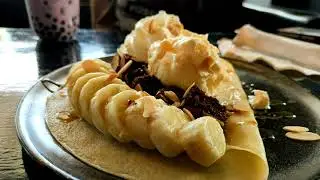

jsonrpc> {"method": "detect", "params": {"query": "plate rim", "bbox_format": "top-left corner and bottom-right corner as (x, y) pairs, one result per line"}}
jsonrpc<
(15, 64), (76, 179)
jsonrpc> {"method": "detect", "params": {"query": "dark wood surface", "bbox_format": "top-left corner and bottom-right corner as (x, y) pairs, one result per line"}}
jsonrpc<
(0, 28), (319, 179)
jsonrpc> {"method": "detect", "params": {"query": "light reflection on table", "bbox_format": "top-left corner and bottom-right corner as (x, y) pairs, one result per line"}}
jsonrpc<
(0, 28), (124, 92)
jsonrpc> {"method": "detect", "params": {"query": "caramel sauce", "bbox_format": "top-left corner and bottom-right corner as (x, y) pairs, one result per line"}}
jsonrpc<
(242, 81), (297, 142)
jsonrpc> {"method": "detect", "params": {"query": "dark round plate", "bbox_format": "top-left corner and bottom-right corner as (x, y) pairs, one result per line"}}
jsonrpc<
(15, 57), (320, 180)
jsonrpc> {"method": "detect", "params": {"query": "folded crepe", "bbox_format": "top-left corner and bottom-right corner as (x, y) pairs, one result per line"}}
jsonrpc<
(45, 11), (268, 180)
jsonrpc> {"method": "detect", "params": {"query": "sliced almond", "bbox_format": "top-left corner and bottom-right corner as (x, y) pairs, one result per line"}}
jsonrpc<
(283, 126), (309, 133)
(135, 84), (143, 91)
(57, 111), (80, 123)
(164, 91), (180, 102)
(173, 102), (181, 107)
(183, 108), (195, 120)
(158, 94), (169, 103)
(183, 82), (195, 98)
(155, 90), (161, 96)
(58, 90), (66, 97)
(180, 99), (186, 107)
(57, 112), (70, 120)
(285, 132), (320, 141)
(117, 60), (133, 77)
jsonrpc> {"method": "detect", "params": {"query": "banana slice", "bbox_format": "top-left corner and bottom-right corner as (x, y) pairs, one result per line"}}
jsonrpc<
(106, 90), (144, 142)
(124, 96), (166, 149)
(149, 106), (190, 157)
(90, 84), (130, 134)
(179, 116), (226, 167)
(66, 60), (114, 98)
(79, 74), (123, 124)
(71, 72), (106, 114)
(69, 59), (113, 76)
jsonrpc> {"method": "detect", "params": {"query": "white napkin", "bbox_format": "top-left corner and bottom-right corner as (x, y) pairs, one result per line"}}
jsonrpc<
(217, 25), (320, 76)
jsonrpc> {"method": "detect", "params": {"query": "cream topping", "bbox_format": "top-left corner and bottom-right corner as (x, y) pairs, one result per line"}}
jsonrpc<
(147, 36), (223, 92)
(118, 11), (184, 62)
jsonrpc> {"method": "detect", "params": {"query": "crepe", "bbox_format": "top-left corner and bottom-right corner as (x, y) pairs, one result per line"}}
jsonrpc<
(46, 60), (268, 179)
(45, 11), (268, 180)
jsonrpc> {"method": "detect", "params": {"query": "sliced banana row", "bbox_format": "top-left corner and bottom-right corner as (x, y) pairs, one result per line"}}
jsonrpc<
(66, 59), (227, 167)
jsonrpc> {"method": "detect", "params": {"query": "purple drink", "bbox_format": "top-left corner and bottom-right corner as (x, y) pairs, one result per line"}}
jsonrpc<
(25, 0), (80, 41)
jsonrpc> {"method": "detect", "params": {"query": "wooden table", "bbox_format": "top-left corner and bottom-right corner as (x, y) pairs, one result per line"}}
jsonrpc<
(0, 28), (319, 179)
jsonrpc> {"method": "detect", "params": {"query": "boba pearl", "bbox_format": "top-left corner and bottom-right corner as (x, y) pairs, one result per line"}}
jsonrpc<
(38, 22), (43, 28)
(51, 24), (57, 30)
(59, 27), (65, 33)
(45, 13), (51, 19)
(61, 36), (67, 41)
(60, 8), (65, 15)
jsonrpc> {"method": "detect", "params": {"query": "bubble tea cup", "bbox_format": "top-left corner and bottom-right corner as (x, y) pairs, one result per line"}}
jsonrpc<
(25, 0), (80, 42)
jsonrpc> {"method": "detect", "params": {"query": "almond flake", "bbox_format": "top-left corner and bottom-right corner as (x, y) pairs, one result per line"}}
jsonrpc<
(158, 94), (169, 103)
(59, 91), (66, 97)
(183, 82), (195, 98)
(283, 126), (309, 133)
(285, 132), (320, 141)
(180, 99), (185, 107)
(173, 102), (181, 107)
(57, 111), (80, 123)
(135, 84), (143, 91)
(57, 111), (70, 120)
(117, 60), (132, 77)
(183, 108), (195, 120)
(164, 91), (180, 102)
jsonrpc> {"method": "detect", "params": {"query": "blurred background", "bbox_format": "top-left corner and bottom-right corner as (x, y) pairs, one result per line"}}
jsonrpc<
(1, 0), (320, 34)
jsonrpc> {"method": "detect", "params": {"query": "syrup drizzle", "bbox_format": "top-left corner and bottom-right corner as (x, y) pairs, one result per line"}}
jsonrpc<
(242, 81), (297, 141)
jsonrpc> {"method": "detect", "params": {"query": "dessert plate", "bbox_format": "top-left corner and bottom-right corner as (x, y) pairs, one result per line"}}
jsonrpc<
(15, 56), (320, 180)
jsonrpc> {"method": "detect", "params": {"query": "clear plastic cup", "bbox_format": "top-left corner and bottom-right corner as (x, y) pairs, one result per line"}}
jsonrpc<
(25, 0), (80, 42)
